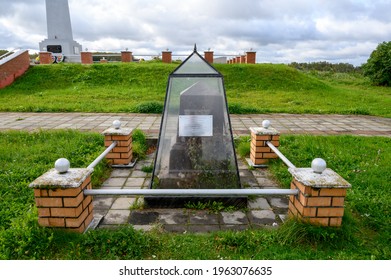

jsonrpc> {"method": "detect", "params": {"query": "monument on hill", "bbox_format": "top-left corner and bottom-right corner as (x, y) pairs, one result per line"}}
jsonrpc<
(39, 0), (82, 62)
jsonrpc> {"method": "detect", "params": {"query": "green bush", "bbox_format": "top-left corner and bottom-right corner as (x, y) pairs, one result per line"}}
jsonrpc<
(362, 41), (391, 86)
(134, 101), (163, 113)
(228, 103), (259, 114)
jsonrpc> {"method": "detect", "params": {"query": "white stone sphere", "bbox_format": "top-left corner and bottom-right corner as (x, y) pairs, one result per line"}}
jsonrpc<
(55, 158), (70, 173)
(311, 158), (327, 174)
(113, 120), (121, 129)
(262, 120), (271, 129)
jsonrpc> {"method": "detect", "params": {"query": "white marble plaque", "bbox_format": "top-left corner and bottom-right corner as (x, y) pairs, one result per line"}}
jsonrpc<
(178, 115), (213, 137)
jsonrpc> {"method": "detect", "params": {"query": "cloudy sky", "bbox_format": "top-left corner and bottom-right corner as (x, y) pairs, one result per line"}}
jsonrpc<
(1, 0), (390, 65)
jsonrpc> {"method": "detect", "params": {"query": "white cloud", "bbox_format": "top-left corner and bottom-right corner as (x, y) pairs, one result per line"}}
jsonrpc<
(0, 0), (390, 65)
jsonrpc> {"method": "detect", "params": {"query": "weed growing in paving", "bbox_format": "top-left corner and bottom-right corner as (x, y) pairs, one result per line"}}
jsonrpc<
(184, 201), (239, 214)
(132, 129), (148, 159)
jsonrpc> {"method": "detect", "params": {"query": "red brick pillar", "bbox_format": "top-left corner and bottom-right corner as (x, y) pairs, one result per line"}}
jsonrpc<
(103, 120), (133, 166)
(162, 50), (172, 63)
(204, 50), (214, 64)
(236, 56), (241, 64)
(246, 51), (256, 64)
(240, 55), (246, 64)
(288, 159), (351, 227)
(30, 159), (94, 233)
(39, 52), (52, 64)
(249, 120), (279, 166)
(81, 52), (93, 64)
(121, 51), (133, 62)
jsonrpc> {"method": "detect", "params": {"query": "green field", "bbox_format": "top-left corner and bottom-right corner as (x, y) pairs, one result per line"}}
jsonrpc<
(1, 62), (390, 117)
(0, 131), (389, 260)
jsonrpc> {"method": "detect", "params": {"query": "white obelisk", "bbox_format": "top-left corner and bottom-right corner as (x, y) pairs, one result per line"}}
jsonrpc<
(39, 0), (82, 62)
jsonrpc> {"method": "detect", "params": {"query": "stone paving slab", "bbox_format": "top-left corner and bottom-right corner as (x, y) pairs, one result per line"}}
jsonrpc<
(95, 156), (288, 232)
(1, 112), (389, 137)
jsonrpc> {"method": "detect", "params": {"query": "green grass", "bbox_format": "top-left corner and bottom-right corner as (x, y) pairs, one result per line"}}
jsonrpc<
(131, 128), (148, 159)
(1, 63), (390, 117)
(1, 132), (390, 259)
(268, 135), (391, 235)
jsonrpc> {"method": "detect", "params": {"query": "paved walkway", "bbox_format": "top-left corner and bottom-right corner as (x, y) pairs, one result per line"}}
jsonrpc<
(93, 152), (289, 233)
(1, 112), (390, 137)
(2, 112), (389, 233)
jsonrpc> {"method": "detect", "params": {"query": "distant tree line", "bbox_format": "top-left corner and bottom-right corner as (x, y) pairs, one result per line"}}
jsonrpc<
(288, 61), (361, 73)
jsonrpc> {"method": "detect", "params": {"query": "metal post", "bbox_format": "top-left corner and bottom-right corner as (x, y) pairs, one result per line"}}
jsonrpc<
(266, 141), (296, 169)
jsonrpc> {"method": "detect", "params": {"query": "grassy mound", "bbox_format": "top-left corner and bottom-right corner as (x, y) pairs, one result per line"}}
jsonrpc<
(0, 62), (390, 116)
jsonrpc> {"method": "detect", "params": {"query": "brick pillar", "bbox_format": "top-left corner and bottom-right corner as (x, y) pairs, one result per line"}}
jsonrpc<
(241, 55), (246, 64)
(81, 52), (93, 64)
(103, 122), (133, 166)
(162, 50), (172, 63)
(246, 51), (256, 64)
(236, 56), (241, 64)
(121, 51), (133, 62)
(204, 50), (214, 64)
(39, 52), (52, 64)
(29, 162), (94, 233)
(288, 161), (351, 227)
(249, 122), (279, 166)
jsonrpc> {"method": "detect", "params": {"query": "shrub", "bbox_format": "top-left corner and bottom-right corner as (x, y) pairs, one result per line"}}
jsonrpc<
(228, 103), (259, 114)
(362, 41), (391, 86)
(134, 101), (163, 113)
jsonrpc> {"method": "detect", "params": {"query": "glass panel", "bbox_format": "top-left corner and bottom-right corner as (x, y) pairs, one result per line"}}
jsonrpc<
(174, 52), (219, 75)
(152, 76), (240, 189)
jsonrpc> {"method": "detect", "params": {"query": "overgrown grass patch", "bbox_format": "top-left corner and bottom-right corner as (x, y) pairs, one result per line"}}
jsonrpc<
(268, 135), (390, 236)
(132, 129), (148, 159)
(0, 133), (390, 259)
(0, 130), (111, 259)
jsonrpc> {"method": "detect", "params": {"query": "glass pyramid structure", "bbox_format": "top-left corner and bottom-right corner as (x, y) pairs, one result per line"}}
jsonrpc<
(148, 46), (242, 206)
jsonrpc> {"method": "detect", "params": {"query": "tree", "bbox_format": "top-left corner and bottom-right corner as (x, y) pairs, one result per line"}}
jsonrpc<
(362, 41), (391, 86)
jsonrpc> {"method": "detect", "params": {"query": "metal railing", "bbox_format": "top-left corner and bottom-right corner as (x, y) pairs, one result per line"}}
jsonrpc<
(83, 122), (300, 197)
(266, 141), (296, 169)
(87, 141), (117, 169)
(84, 188), (298, 196)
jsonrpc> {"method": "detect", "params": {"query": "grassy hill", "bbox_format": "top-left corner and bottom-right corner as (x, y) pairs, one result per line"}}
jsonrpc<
(1, 62), (390, 117)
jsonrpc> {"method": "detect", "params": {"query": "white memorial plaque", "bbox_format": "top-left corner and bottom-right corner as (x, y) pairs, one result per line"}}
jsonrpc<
(179, 115), (213, 137)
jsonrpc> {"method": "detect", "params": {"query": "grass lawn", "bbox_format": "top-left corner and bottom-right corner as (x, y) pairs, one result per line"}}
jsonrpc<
(0, 63), (390, 117)
(0, 131), (389, 260)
